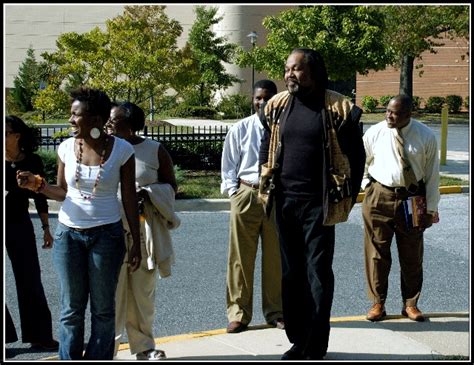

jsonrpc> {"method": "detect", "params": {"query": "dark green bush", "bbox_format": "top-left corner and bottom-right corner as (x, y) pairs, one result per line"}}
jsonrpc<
(425, 96), (446, 113)
(412, 96), (422, 111)
(361, 96), (378, 113)
(217, 94), (251, 119)
(379, 95), (394, 108)
(167, 103), (217, 119)
(37, 148), (57, 184)
(165, 140), (224, 170)
(464, 96), (469, 109)
(445, 95), (463, 113)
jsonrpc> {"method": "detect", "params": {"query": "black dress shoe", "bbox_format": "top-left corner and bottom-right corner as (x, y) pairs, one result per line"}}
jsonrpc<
(304, 352), (325, 360)
(226, 321), (248, 333)
(281, 344), (304, 360)
(30, 339), (59, 351)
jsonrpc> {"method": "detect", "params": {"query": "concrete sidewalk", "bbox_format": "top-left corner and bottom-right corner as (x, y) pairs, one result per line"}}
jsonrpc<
(113, 312), (469, 361)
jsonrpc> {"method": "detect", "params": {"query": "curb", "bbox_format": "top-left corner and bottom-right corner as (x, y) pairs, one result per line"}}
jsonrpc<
(175, 198), (229, 212)
(117, 311), (470, 351)
(39, 311), (469, 361)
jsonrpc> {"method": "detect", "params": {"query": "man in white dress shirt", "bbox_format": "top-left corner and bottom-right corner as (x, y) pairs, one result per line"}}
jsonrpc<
(362, 94), (440, 323)
(221, 80), (284, 333)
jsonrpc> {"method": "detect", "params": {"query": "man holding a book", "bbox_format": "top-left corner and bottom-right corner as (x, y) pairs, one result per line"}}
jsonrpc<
(361, 94), (440, 323)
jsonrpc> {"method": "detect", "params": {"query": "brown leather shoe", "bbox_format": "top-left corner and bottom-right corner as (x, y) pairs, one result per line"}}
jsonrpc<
(402, 306), (425, 322)
(226, 321), (248, 333)
(366, 303), (386, 321)
(268, 318), (285, 330)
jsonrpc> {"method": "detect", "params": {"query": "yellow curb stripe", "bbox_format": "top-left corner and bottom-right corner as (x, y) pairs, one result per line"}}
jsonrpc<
(357, 185), (466, 203)
(439, 185), (463, 194)
(116, 312), (469, 352)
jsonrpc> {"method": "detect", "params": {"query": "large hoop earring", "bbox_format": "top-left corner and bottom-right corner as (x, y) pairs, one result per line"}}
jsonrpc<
(90, 127), (101, 139)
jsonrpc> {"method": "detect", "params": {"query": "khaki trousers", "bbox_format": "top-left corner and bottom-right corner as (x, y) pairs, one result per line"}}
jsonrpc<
(226, 184), (283, 324)
(114, 233), (157, 356)
(362, 181), (424, 307)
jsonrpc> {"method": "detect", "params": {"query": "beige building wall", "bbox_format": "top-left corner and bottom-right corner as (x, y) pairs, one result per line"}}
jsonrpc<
(4, 4), (294, 96)
(3, 4), (196, 87)
(214, 5), (294, 97)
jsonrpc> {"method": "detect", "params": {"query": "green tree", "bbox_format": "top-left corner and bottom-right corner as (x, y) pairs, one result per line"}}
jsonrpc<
(10, 46), (47, 112)
(237, 6), (392, 85)
(186, 6), (241, 107)
(33, 84), (70, 120)
(41, 5), (183, 113)
(382, 5), (469, 98)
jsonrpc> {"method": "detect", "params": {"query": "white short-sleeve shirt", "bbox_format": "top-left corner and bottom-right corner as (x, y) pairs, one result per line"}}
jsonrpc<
(57, 136), (134, 228)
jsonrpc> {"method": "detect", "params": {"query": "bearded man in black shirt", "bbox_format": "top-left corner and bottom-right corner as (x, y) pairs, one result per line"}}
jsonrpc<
(259, 48), (365, 360)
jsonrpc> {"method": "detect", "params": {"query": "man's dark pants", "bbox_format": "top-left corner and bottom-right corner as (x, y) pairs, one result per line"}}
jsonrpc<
(275, 193), (335, 358)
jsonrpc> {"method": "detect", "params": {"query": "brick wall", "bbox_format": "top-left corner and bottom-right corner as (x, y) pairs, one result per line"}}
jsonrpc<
(356, 36), (469, 109)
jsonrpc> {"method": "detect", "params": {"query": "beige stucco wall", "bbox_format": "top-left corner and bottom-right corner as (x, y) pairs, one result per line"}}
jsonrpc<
(3, 4), (293, 96)
(3, 4), (195, 87)
(214, 5), (293, 96)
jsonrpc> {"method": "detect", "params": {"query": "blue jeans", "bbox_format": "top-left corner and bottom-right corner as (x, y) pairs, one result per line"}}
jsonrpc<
(53, 221), (126, 360)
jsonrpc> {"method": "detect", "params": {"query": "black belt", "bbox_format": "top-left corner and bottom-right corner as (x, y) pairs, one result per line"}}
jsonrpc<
(239, 179), (259, 189)
(369, 176), (409, 194)
(69, 221), (120, 233)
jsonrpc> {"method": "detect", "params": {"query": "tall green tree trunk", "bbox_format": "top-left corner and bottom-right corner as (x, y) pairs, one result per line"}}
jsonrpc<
(399, 54), (414, 99)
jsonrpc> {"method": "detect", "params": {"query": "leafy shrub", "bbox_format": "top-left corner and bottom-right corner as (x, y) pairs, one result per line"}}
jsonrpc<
(361, 96), (378, 113)
(52, 129), (71, 140)
(174, 165), (185, 186)
(412, 96), (422, 111)
(167, 103), (217, 119)
(19, 110), (44, 123)
(37, 148), (57, 184)
(165, 139), (224, 170)
(6, 91), (23, 115)
(379, 95), (394, 108)
(464, 96), (469, 110)
(425, 96), (445, 113)
(217, 94), (251, 119)
(445, 95), (463, 113)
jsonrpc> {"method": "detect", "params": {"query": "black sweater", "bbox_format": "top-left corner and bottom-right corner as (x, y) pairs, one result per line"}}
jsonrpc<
(5, 153), (49, 224)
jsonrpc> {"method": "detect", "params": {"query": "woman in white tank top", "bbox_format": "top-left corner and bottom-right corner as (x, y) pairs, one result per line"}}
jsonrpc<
(106, 101), (177, 361)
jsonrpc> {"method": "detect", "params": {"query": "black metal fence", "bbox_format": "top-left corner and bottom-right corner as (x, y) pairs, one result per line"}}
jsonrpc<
(37, 124), (230, 170)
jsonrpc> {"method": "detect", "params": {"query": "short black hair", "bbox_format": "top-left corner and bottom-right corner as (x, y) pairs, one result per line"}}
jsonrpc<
(115, 101), (146, 132)
(70, 86), (112, 125)
(6, 115), (39, 154)
(391, 94), (413, 115)
(291, 48), (329, 91)
(253, 79), (277, 95)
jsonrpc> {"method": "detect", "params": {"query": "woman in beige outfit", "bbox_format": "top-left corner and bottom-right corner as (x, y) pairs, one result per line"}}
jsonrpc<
(106, 102), (179, 360)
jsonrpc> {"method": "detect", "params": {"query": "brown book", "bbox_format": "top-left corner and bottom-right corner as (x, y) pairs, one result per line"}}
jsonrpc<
(408, 196), (440, 226)
(409, 196), (426, 227)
